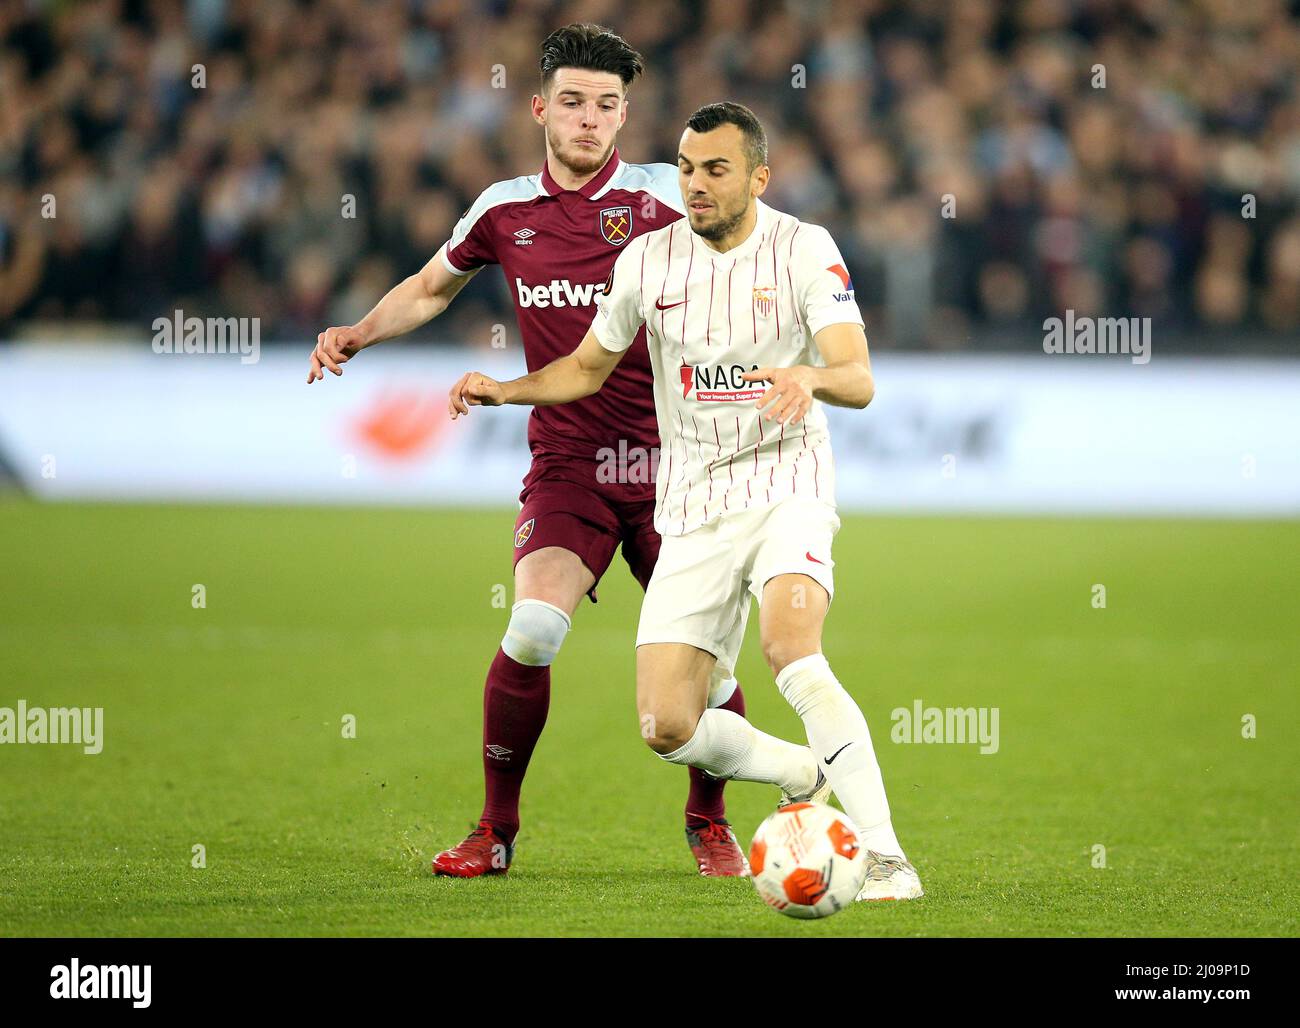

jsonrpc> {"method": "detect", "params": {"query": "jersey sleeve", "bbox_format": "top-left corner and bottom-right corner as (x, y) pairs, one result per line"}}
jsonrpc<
(791, 224), (865, 338)
(590, 235), (648, 353)
(440, 194), (500, 275)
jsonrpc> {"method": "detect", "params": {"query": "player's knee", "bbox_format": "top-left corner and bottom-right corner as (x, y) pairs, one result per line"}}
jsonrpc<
(500, 599), (571, 667)
(640, 709), (696, 755)
(761, 636), (817, 678)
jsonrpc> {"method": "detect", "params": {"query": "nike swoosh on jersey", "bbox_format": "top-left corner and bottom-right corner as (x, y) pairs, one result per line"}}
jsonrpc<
(806, 551), (825, 565)
(654, 298), (685, 311)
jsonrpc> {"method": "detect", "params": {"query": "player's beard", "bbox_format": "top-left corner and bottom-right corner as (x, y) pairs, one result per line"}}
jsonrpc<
(547, 124), (614, 177)
(692, 194), (751, 244)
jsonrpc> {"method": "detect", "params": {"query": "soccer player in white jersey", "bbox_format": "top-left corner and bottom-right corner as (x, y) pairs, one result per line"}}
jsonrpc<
(448, 102), (922, 901)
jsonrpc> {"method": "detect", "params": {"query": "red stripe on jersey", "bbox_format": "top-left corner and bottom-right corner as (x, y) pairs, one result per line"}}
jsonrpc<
(755, 413), (764, 475)
(681, 238), (693, 355)
(790, 421), (800, 496)
(659, 222), (674, 340)
(786, 266), (801, 336)
(751, 250), (759, 343)
(724, 415), (737, 510)
(772, 230), (780, 339)
(657, 448), (673, 523)
(726, 260), (735, 347)
(708, 418), (721, 510)
(706, 262), (715, 347)
(787, 225), (803, 337)
(769, 424), (777, 505)
(677, 411), (690, 533)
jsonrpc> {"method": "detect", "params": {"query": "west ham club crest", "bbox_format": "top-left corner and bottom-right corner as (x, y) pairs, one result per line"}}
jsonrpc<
(600, 206), (632, 246)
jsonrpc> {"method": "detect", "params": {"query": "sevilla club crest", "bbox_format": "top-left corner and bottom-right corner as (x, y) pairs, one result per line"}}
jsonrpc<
(600, 206), (632, 246)
(753, 285), (775, 317)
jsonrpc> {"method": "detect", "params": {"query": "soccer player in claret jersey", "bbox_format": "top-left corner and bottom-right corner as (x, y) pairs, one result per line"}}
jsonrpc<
(307, 26), (760, 878)
(449, 103), (923, 901)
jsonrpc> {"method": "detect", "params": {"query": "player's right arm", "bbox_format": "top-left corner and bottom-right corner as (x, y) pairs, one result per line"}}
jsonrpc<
(447, 330), (624, 418)
(447, 234), (649, 419)
(307, 254), (479, 383)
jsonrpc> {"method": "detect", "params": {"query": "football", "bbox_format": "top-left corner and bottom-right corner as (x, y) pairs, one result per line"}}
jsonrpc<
(749, 802), (868, 918)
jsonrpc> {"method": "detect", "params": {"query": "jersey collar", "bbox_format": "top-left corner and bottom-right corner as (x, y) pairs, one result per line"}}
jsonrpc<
(539, 148), (622, 198)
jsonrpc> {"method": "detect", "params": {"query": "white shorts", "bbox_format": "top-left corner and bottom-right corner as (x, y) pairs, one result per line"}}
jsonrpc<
(636, 497), (841, 678)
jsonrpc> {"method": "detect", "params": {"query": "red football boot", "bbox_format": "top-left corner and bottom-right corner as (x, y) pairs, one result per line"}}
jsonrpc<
(432, 822), (514, 877)
(686, 817), (750, 877)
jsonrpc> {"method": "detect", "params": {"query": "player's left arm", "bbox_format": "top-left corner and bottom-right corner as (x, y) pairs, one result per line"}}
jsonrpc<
(743, 224), (874, 425)
(742, 325), (874, 425)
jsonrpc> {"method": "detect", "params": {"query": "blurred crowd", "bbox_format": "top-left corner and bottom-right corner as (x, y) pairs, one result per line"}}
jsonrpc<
(1, 0), (1299, 350)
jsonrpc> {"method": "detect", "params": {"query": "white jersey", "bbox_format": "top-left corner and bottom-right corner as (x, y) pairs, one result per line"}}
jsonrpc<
(590, 199), (864, 536)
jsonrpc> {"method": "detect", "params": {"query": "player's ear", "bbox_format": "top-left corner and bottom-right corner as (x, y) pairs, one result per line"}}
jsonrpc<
(751, 164), (770, 198)
(530, 94), (546, 125)
(618, 97), (628, 130)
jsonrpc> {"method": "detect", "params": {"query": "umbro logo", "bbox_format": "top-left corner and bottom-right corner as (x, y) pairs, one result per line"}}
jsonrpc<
(513, 228), (535, 246)
(486, 744), (514, 760)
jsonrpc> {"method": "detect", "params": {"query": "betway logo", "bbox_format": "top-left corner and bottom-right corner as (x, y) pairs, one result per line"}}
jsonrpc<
(515, 278), (606, 309)
(681, 363), (764, 402)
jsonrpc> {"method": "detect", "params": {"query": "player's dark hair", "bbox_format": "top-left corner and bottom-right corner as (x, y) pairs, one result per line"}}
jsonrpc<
(539, 24), (644, 94)
(686, 102), (769, 172)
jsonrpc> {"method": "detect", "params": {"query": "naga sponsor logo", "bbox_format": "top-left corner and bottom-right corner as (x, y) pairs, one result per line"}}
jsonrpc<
(515, 277), (607, 309)
(827, 264), (855, 302)
(680, 362), (764, 402)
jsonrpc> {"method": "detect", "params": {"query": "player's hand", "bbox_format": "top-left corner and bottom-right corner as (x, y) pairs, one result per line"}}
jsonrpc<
(743, 366), (816, 425)
(448, 371), (506, 419)
(307, 326), (367, 383)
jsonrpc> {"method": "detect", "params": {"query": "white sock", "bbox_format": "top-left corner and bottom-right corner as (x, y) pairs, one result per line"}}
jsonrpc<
(707, 674), (739, 709)
(776, 653), (905, 858)
(658, 708), (818, 798)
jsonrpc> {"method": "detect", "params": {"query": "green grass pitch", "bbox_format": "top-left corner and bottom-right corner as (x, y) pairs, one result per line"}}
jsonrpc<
(1, 498), (1296, 937)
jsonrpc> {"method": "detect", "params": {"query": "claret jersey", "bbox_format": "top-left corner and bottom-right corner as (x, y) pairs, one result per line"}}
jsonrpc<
(590, 199), (865, 535)
(441, 149), (683, 468)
